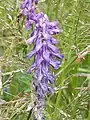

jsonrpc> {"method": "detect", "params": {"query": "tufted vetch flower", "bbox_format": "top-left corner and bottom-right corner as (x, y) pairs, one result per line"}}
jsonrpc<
(21, 0), (63, 119)
(26, 13), (64, 98)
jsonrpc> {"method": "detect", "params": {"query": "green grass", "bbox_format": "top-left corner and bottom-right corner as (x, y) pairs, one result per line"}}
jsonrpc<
(0, 0), (90, 120)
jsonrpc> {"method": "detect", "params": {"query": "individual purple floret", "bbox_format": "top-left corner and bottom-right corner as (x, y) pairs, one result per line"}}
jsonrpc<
(21, 0), (63, 120)
(21, 0), (38, 10)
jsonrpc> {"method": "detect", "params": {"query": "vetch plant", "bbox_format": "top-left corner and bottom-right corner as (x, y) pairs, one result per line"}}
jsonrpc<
(21, 0), (64, 119)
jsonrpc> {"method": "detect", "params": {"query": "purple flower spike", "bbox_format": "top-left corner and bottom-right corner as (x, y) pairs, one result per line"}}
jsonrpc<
(26, 13), (63, 97)
(21, 0), (63, 119)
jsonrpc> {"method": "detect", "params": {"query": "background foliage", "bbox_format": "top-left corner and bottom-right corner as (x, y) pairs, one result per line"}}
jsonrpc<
(0, 0), (90, 120)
